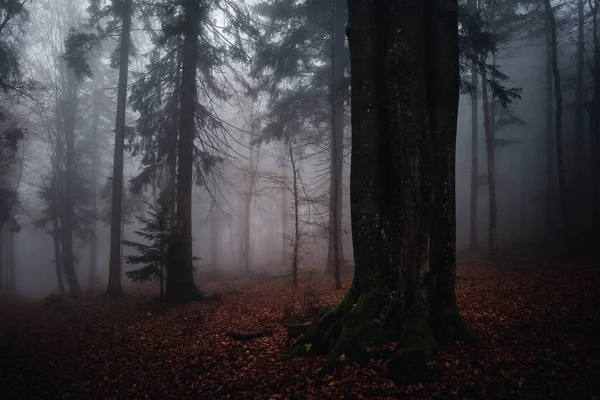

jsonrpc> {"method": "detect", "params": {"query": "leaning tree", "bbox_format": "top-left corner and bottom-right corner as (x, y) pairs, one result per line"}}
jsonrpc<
(289, 0), (473, 366)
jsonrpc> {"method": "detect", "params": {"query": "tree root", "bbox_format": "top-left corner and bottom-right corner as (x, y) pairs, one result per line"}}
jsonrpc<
(287, 286), (475, 375)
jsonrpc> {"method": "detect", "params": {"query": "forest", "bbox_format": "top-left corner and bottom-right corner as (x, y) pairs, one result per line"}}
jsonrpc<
(0, 0), (599, 398)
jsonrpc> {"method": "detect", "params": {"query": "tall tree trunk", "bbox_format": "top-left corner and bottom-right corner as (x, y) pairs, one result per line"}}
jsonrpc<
(575, 0), (585, 223)
(591, 0), (600, 229)
(107, 0), (133, 296)
(544, 0), (571, 248)
(89, 90), (99, 288)
(326, 0), (346, 287)
(290, 0), (471, 362)
(167, 0), (200, 301)
(545, 13), (556, 234)
(289, 140), (299, 288)
(62, 67), (81, 297)
(480, 61), (498, 255)
(468, 0), (479, 252)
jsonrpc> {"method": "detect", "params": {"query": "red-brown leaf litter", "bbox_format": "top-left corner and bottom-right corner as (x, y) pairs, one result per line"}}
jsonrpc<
(0, 261), (599, 399)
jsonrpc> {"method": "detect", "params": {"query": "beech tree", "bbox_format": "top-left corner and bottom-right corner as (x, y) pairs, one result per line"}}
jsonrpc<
(289, 0), (472, 362)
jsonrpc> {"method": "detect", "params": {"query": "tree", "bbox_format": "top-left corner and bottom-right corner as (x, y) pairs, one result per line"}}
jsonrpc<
(289, 0), (472, 364)
(467, 0), (479, 252)
(167, 0), (201, 302)
(328, 0), (345, 289)
(544, 0), (570, 247)
(123, 199), (194, 300)
(107, 0), (133, 297)
(252, 0), (350, 278)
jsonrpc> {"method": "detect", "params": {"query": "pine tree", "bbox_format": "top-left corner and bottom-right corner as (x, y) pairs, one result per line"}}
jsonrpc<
(123, 199), (198, 300)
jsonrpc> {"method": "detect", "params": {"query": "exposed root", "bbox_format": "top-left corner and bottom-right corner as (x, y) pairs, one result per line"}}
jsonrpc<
(288, 285), (475, 375)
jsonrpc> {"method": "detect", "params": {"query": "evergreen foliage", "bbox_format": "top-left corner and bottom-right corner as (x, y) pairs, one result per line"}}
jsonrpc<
(123, 199), (199, 299)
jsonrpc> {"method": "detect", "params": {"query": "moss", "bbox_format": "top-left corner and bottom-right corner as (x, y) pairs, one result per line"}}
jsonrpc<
(430, 300), (477, 346)
(287, 321), (316, 340)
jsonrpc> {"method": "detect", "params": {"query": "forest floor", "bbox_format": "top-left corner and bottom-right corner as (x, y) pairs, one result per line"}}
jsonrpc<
(0, 260), (599, 399)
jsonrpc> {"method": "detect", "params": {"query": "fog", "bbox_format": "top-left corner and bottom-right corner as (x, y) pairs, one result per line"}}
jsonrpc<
(1, 0), (598, 298)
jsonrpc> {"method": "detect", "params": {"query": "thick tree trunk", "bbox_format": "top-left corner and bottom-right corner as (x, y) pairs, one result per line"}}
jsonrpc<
(290, 0), (471, 364)
(62, 67), (81, 297)
(0, 228), (3, 292)
(325, 0), (346, 287)
(107, 0), (132, 296)
(544, 0), (571, 248)
(167, 0), (200, 301)
(480, 62), (498, 255)
(468, 0), (479, 252)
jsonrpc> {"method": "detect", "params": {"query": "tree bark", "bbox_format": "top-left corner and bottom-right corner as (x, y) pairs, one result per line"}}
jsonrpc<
(325, 0), (346, 287)
(468, 0), (478, 252)
(107, 0), (133, 296)
(290, 0), (471, 364)
(480, 62), (498, 255)
(0, 228), (3, 292)
(62, 67), (81, 297)
(167, 0), (200, 301)
(544, 0), (571, 248)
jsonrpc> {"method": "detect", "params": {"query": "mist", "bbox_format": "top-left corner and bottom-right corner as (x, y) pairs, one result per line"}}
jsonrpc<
(1, 0), (599, 398)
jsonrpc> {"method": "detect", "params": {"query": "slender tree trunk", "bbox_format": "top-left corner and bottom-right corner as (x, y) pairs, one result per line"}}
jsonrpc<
(290, 0), (471, 362)
(575, 0), (585, 223)
(544, 0), (571, 248)
(107, 0), (133, 296)
(326, 0), (345, 286)
(167, 0), (200, 301)
(89, 90), (99, 288)
(545, 14), (556, 234)
(521, 130), (528, 237)
(281, 143), (288, 267)
(62, 67), (81, 297)
(468, 0), (479, 252)
(289, 140), (299, 288)
(7, 232), (14, 291)
(480, 61), (498, 255)
(211, 211), (219, 272)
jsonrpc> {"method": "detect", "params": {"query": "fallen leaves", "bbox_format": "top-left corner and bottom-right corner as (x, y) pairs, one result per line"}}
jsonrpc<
(0, 261), (598, 399)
